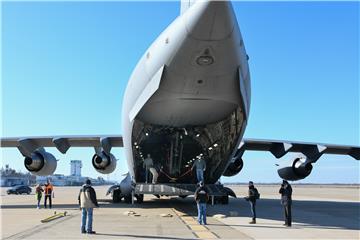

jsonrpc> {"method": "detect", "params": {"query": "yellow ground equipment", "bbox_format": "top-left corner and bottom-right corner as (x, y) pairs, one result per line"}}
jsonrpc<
(41, 211), (68, 223)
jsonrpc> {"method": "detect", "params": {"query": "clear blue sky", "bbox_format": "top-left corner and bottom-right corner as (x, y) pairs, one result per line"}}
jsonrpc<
(1, 1), (359, 183)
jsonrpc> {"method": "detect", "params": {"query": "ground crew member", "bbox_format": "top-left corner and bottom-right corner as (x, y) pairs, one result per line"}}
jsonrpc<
(143, 154), (158, 183)
(44, 179), (54, 209)
(244, 181), (260, 224)
(194, 181), (209, 225)
(191, 156), (206, 183)
(279, 180), (293, 227)
(35, 184), (44, 209)
(78, 179), (99, 234)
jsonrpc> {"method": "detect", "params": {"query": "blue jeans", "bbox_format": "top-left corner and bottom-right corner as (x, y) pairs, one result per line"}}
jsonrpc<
(250, 201), (256, 220)
(81, 208), (93, 232)
(197, 203), (207, 225)
(37, 198), (41, 208)
(196, 169), (204, 183)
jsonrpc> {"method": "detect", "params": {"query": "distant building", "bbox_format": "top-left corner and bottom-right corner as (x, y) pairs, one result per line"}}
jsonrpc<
(70, 160), (82, 177)
(36, 174), (67, 186)
(0, 165), (36, 187)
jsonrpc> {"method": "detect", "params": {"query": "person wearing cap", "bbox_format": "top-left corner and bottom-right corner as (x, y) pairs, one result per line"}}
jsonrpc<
(279, 180), (293, 227)
(194, 181), (209, 225)
(244, 181), (260, 224)
(78, 179), (99, 234)
(191, 156), (206, 183)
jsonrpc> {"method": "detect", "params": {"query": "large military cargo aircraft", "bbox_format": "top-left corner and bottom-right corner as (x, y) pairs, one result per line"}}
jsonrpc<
(1, 0), (359, 203)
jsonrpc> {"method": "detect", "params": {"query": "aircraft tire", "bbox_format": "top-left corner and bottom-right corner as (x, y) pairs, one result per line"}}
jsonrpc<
(124, 195), (132, 204)
(112, 189), (121, 203)
(221, 195), (229, 204)
(136, 194), (144, 203)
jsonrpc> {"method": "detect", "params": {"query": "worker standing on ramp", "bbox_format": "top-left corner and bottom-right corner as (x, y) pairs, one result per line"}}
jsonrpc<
(191, 156), (206, 183)
(143, 154), (158, 183)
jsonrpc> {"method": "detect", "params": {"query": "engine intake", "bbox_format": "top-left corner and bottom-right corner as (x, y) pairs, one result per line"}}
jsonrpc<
(278, 157), (313, 181)
(24, 150), (57, 176)
(92, 151), (117, 174)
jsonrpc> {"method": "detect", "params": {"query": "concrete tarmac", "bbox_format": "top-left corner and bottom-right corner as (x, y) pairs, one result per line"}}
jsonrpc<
(0, 185), (359, 239)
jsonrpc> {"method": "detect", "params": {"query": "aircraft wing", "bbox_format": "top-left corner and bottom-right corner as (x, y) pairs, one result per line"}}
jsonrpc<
(1, 135), (359, 161)
(0, 135), (123, 157)
(240, 138), (360, 162)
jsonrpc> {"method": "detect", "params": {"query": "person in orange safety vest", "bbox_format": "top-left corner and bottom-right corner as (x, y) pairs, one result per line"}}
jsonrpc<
(44, 179), (54, 209)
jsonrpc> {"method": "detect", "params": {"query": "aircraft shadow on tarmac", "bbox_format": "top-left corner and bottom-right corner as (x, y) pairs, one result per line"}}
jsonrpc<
(1, 197), (359, 231)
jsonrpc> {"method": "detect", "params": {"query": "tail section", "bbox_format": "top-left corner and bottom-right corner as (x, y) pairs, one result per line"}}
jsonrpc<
(180, 0), (197, 15)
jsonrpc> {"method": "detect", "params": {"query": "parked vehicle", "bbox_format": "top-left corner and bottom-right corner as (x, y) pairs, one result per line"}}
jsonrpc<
(7, 185), (32, 195)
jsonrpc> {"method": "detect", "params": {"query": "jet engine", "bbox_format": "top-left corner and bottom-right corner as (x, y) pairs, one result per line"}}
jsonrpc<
(223, 157), (244, 177)
(277, 157), (313, 181)
(24, 150), (57, 176)
(92, 151), (117, 174)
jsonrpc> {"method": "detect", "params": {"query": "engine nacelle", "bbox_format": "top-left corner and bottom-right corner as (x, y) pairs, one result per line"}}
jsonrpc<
(223, 157), (244, 177)
(92, 151), (117, 174)
(277, 157), (313, 181)
(24, 150), (57, 176)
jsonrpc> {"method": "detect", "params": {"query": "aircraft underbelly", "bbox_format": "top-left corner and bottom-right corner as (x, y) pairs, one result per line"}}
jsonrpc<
(137, 98), (238, 126)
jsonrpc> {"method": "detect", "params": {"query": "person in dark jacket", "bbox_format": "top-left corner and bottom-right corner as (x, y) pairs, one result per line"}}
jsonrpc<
(194, 181), (209, 225)
(244, 181), (259, 224)
(279, 180), (293, 227)
(78, 179), (99, 234)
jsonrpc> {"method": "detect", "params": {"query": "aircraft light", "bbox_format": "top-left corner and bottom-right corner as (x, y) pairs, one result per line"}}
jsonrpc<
(196, 55), (214, 66)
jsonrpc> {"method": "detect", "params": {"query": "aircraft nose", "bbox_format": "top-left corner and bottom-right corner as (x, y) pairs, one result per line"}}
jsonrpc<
(184, 0), (236, 41)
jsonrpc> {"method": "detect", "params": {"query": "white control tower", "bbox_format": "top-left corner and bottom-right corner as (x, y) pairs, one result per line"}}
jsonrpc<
(70, 160), (82, 177)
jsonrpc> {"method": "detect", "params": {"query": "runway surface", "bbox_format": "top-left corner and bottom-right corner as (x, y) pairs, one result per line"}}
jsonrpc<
(0, 185), (359, 239)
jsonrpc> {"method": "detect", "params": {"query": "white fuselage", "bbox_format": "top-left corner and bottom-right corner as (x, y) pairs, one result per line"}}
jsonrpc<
(122, 1), (250, 183)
